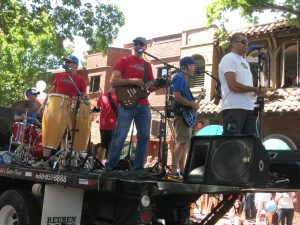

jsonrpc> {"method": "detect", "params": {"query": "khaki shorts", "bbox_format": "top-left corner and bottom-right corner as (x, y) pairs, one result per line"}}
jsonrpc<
(174, 116), (192, 144)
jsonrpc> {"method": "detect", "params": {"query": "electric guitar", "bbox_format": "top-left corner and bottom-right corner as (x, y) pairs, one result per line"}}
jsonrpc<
(115, 79), (157, 109)
(181, 90), (206, 127)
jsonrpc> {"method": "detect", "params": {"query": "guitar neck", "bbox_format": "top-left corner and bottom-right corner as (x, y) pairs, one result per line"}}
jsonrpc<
(144, 79), (156, 89)
(195, 95), (205, 103)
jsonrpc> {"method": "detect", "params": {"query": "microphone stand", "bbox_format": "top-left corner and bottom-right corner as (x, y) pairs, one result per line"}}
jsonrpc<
(143, 51), (221, 174)
(254, 49), (265, 140)
(65, 68), (84, 168)
(143, 51), (176, 174)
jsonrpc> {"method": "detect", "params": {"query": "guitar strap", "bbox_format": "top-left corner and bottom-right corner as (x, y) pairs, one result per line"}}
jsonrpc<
(107, 92), (118, 116)
(185, 73), (195, 101)
(188, 87), (195, 101)
(144, 61), (149, 83)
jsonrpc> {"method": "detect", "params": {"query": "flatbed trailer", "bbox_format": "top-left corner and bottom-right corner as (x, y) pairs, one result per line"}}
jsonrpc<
(0, 162), (253, 225)
(0, 133), (297, 225)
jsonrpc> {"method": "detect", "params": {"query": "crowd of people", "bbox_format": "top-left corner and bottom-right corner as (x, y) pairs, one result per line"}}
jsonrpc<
(191, 192), (296, 225)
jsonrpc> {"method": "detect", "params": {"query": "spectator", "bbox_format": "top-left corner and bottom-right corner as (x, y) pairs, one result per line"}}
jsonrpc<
(275, 192), (296, 225)
(228, 199), (244, 225)
(144, 155), (153, 168)
(243, 193), (256, 221)
(255, 193), (272, 223)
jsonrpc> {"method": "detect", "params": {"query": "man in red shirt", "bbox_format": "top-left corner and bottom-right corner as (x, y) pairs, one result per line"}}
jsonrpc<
(96, 91), (118, 162)
(46, 55), (87, 98)
(106, 37), (160, 170)
(39, 55), (87, 165)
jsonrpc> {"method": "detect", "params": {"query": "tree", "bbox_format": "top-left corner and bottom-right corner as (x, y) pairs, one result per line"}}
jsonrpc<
(206, 0), (300, 45)
(0, 0), (124, 106)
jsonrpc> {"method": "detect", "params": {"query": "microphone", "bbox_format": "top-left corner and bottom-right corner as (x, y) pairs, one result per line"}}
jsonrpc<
(135, 48), (144, 54)
(248, 45), (266, 51)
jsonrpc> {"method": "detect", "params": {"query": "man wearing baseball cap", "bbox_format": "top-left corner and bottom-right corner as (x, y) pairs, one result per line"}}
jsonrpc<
(170, 56), (202, 176)
(106, 36), (160, 170)
(44, 54), (86, 99)
(14, 88), (41, 125)
(37, 55), (87, 166)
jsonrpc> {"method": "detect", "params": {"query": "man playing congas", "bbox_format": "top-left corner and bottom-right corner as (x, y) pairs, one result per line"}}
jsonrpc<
(38, 55), (88, 167)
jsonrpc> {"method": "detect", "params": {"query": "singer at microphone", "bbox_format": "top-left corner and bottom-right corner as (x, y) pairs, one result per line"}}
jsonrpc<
(136, 48), (144, 54)
(107, 36), (162, 171)
(218, 32), (267, 137)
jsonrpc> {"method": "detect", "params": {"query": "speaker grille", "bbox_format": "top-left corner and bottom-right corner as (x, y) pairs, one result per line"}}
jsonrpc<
(210, 140), (250, 181)
(184, 135), (269, 187)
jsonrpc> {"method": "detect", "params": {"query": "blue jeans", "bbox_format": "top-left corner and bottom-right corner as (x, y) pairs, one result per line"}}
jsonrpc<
(106, 104), (151, 170)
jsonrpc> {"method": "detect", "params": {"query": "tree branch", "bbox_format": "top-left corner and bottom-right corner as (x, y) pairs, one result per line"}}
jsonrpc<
(251, 3), (300, 17)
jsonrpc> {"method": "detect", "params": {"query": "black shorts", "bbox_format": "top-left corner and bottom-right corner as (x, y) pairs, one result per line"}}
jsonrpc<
(100, 129), (114, 149)
(222, 109), (257, 135)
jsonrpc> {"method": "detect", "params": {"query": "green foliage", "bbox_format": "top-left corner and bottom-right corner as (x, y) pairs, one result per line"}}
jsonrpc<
(0, 0), (124, 106)
(207, 0), (300, 45)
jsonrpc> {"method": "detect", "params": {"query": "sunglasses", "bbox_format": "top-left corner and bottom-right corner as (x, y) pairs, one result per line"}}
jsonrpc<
(235, 39), (249, 45)
(134, 42), (145, 47)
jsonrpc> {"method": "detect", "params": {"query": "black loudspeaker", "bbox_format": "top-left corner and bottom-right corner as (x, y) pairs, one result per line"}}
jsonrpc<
(268, 150), (300, 188)
(184, 135), (270, 187)
(0, 107), (14, 147)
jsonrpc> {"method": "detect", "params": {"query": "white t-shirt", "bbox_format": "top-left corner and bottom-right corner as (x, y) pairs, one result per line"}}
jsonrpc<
(276, 192), (295, 209)
(219, 52), (255, 111)
(255, 193), (272, 202)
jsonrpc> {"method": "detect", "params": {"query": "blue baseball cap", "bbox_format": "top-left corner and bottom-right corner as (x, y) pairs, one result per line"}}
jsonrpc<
(25, 88), (40, 97)
(133, 37), (147, 45)
(63, 55), (79, 65)
(180, 56), (196, 67)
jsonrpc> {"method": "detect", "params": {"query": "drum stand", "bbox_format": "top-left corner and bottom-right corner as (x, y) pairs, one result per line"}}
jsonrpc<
(63, 68), (86, 169)
(11, 108), (35, 165)
(79, 136), (105, 172)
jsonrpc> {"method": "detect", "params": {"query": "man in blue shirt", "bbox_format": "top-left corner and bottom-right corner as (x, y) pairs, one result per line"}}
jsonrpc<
(170, 56), (199, 175)
(14, 88), (41, 126)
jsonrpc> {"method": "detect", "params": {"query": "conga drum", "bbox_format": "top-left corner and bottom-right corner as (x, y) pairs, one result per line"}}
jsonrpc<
(42, 94), (71, 149)
(68, 99), (91, 152)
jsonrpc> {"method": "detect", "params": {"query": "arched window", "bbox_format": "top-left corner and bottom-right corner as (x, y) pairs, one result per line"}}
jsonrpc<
(190, 55), (205, 88)
(282, 43), (300, 87)
(263, 134), (297, 150)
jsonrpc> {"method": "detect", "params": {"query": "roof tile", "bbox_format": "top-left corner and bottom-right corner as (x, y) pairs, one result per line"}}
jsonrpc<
(198, 87), (300, 114)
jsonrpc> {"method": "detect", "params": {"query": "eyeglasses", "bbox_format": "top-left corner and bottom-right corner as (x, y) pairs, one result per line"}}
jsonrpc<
(134, 42), (145, 47)
(235, 39), (249, 45)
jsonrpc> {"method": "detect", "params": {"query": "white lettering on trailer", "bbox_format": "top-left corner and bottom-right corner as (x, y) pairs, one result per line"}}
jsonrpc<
(35, 173), (67, 183)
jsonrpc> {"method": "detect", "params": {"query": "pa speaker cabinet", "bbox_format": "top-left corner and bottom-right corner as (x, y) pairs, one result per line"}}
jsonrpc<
(268, 150), (300, 188)
(184, 135), (270, 187)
